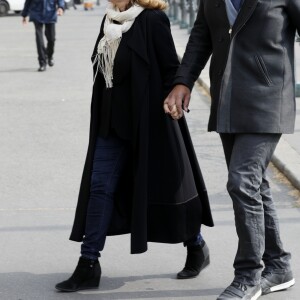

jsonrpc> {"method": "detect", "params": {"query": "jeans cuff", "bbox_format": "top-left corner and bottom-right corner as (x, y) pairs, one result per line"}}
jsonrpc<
(263, 267), (291, 275)
(234, 275), (260, 286)
(81, 253), (100, 261)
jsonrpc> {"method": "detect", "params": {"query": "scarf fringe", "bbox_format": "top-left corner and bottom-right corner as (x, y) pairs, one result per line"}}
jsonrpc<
(93, 38), (121, 88)
(93, 4), (144, 88)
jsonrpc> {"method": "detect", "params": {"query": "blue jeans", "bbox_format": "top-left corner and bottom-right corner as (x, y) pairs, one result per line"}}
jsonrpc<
(81, 135), (131, 260)
(184, 232), (203, 247)
(81, 135), (203, 260)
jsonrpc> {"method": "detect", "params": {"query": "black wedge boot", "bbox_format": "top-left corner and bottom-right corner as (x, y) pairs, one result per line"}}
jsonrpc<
(55, 257), (101, 292)
(177, 240), (210, 279)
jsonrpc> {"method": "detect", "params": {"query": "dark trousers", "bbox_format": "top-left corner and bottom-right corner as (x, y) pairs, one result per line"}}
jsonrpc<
(34, 22), (56, 66)
(81, 134), (202, 260)
(220, 133), (291, 285)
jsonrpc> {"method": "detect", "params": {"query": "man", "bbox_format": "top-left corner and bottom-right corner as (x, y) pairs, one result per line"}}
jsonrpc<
(164, 0), (298, 299)
(22, 0), (64, 72)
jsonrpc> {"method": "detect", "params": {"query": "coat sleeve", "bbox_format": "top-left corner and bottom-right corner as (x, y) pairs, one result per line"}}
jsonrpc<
(21, 0), (33, 17)
(173, 0), (212, 91)
(286, 0), (300, 35)
(57, 0), (65, 10)
(148, 10), (180, 97)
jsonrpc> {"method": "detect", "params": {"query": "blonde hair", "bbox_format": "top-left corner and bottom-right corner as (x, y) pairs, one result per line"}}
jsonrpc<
(135, 0), (168, 10)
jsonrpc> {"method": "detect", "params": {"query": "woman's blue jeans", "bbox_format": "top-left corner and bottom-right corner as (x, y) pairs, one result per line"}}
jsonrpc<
(81, 135), (202, 260)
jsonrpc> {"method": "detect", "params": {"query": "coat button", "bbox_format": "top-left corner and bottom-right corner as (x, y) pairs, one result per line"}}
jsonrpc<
(218, 70), (223, 76)
(218, 37), (224, 42)
(215, 1), (220, 7)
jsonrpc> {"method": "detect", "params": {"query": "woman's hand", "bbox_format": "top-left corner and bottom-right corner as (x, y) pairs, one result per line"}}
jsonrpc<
(163, 84), (191, 120)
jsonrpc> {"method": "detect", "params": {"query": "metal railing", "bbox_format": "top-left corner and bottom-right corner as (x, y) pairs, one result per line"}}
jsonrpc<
(167, 0), (200, 33)
(296, 35), (300, 97)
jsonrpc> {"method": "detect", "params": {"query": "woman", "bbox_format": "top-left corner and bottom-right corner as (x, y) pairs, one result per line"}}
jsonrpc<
(55, 0), (214, 292)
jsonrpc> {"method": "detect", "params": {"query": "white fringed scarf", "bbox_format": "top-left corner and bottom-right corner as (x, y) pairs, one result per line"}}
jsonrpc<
(93, 3), (144, 88)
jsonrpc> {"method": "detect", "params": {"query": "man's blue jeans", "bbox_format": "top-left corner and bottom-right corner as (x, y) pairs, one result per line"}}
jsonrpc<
(81, 135), (202, 260)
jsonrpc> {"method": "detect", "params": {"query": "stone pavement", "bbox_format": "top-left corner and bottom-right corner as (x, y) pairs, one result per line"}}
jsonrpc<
(171, 24), (300, 192)
(0, 6), (300, 300)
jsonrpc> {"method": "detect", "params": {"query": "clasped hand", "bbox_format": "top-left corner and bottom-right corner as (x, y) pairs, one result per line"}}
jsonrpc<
(163, 84), (191, 120)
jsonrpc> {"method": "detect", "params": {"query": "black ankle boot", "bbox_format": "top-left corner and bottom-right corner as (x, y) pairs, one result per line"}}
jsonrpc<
(177, 240), (210, 279)
(55, 257), (101, 292)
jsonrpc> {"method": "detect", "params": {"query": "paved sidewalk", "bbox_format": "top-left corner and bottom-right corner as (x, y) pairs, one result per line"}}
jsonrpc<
(171, 24), (300, 191)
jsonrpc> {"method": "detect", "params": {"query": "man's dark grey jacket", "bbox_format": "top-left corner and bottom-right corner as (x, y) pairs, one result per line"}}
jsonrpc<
(174, 0), (300, 133)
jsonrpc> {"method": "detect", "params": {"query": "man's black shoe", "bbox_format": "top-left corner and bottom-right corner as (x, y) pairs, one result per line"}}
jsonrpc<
(217, 281), (262, 300)
(38, 65), (46, 72)
(48, 58), (54, 67)
(261, 270), (295, 295)
(177, 240), (210, 279)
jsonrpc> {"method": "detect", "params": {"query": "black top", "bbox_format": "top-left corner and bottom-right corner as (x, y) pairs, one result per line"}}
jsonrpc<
(97, 29), (132, 140)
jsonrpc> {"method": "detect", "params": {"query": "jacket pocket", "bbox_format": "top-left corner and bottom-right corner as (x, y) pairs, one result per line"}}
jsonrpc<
(254, 54), (274, 86)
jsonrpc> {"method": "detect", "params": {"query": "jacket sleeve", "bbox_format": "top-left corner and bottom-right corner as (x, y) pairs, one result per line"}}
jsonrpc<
(148, 10), (180, 97)
(21, 0), (33, 17)
(287, 0), (300, 35)
(57, 0), (65, 9)
(173, 0), (212, 91)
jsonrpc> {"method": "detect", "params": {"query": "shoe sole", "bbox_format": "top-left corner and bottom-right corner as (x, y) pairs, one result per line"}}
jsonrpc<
(55, 285), (99, 292)
(217, 287), (262, 300)
(262, 278), (295, 295)
(252, 288), (262, 300)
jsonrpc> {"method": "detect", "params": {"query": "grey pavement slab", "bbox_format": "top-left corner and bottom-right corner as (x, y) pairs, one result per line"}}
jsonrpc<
(0, 6), (299, 300)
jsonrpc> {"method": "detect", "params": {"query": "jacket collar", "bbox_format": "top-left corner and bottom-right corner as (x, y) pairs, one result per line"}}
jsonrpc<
(231, 0), (259, 36)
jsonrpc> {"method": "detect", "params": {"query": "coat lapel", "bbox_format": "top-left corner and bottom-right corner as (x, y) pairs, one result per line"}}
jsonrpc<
(127, 12), (150, 65)
(232, 0), (259, 35)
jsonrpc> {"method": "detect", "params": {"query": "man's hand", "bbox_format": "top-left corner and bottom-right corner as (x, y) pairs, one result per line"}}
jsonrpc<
(163, 84), (191, 120)
(57, 7), (64, 16)
(22, 17), (28, 25)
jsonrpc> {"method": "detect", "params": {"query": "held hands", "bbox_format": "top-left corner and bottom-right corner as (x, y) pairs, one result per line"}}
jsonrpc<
(163, 84), (191, 120)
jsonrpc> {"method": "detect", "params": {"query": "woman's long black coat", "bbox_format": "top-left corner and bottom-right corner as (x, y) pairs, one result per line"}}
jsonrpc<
(70, 9), (214, 254)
